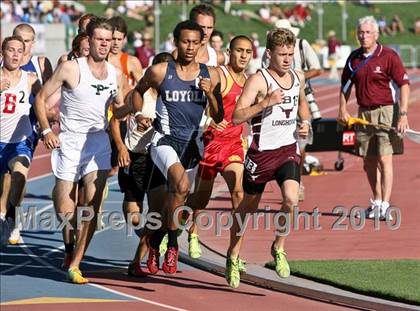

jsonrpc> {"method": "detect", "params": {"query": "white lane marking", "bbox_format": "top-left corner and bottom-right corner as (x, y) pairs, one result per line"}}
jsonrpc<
(89, 284), (189, 311)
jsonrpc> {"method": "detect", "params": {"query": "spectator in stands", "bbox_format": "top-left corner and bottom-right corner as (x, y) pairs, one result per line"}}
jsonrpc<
(415, 17), (420, 35)
(327, 30), (341, 81)
(378, 16), (391, 36)
(390, 15), (405, 35)
(210, 30), (224, 52)
(135, 32), (155, 68)
(258, 4), (271, 24)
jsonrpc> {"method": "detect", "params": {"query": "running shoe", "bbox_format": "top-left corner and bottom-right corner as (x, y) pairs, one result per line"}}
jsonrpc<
(147, 247), (160, 274)
(7, 218), (22, 245)
(159, 234), (168, 255)
(271, 243), (290, 278)
(188, 233), (201, 259)
(225, 256), (240, 288)
(238, 258), (247, 273)
(67, 267), (89, 284)
(366, 199), (381, 219)
(61, 252), (73, 270)
(162, 247), (178, 274)
(380, 201), (393, 221)
(128, 261), (147, 277)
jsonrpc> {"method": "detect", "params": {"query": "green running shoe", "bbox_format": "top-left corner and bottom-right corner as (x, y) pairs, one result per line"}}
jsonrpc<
(159, 233), (168, 255)
(238, 258), (247, 273)
(271, 243), (290, 278)
(225, 256), (240, 288)
(188, 233), (202, 259)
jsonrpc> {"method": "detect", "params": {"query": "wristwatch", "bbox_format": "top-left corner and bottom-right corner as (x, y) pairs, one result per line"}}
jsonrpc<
(399, 111), (408, 117)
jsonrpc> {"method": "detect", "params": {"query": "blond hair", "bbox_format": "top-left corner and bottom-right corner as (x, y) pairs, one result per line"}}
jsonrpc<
(266, 28), (295, 51)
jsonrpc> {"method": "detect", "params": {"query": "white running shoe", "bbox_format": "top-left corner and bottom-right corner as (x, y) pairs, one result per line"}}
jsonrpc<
(380, 202), (393, 221)
(8, 218), (22, 245)
(366, 199), (381, 219)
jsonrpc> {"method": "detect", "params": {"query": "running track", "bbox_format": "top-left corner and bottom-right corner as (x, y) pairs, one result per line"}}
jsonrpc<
(1, 70), (419, 310)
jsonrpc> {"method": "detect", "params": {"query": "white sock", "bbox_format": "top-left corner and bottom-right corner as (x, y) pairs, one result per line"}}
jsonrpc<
(371, 199), (382, 208)
(0, 212), (5, 220)
(381, 201), (390, 209)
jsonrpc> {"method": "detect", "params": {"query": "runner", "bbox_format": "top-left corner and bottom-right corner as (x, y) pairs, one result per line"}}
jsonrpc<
(1, 23), (54, 244)
(0, 36), (41, 245)
(58, 32), (90, 64)
(131, 20), (223, 275)
(172, 4), (225, 67)
(225, 28), (310, 288)
(108, 16), (143, 96)
(108, 16), (144, 177)
(185, 36), (253, 260)
(110, 52), (173, 276)
(34, 17), (129, 284)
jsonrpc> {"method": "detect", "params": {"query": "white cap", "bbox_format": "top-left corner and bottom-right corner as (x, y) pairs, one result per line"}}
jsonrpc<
(274, 19), (300, 37)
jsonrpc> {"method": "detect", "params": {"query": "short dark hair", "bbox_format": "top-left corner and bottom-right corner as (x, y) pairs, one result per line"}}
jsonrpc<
(229, 35), (252, 50)
(78, 13), (96, 32)
(71, 32), (89, 53)
(86, 17), (114, 38)
(2, 35), (25, 51)
(211, 30), (223, 41)
(189, 4), (216, 23)
(109, 16), (128, 37)
(173, 20), (204, 43)
(152, 52), (175, 65)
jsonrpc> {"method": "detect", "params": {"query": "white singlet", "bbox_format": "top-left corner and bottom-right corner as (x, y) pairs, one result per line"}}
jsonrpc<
(0, 71), (31, 143)
(60, 57), (118, 134)
(250, 68), (301, 151)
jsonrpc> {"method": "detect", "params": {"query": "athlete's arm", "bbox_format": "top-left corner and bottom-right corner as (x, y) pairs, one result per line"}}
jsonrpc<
(132, 63), (165, 130)
(296, 71), (310, 138)
(128, 55), (143, 82)
(232, 72), (284, 125)
(112, 72), (131, 119)
(204, 67), (223, 123)
(35, 61), (72, 149)
(110, 116), (130, 167)
(40, 56), (53, 82)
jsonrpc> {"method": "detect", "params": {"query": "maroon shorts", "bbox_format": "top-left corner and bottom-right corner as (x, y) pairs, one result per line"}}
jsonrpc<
(197, 137), (244, 180)
(243, 142), (301, 194)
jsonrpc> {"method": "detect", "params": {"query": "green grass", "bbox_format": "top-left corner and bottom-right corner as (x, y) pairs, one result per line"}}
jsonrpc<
(81, 1), (420, 47)
(265, 259), (420, 305)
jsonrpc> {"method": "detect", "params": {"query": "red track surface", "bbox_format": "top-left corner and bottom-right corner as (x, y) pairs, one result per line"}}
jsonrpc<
(15, 70), (419, 310)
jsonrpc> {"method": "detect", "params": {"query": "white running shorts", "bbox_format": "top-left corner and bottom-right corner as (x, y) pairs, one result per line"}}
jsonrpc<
(51, 131), (111, 182)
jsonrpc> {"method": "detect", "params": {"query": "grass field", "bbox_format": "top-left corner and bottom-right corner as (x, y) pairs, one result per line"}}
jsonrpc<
(82, 1), (420, 47)
(266, 259), (420, 305)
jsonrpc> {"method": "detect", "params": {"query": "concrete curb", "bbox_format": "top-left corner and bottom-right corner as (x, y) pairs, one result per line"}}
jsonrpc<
(177, 233), (419, 311)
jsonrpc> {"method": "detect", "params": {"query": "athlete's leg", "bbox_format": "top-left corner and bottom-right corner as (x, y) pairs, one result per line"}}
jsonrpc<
(54, 179), (78, 269)
(70, 169), (109, 269)
(227, 191), (261, 259)
(187, 176), (215, 235)
(273, 179), (299, 251)
(221, 162), (244, 212)
(0, 173), (11, 215)
(166, 163), (189, 241)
